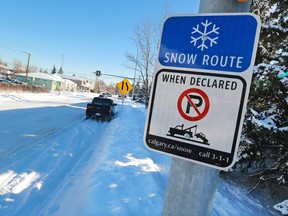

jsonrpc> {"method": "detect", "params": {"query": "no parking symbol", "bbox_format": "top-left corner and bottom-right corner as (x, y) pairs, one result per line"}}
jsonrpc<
(145, 69), (250, 169)
(177, 88), (210, 121)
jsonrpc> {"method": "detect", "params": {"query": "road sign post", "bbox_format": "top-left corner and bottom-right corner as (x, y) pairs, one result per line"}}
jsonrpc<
(144, 1), (260, 215)
(145, 13), (261, 168)
(117, 78), (133, 119)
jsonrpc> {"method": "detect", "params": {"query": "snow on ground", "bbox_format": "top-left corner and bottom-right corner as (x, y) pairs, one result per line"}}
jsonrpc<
(0, 91), (284, 215)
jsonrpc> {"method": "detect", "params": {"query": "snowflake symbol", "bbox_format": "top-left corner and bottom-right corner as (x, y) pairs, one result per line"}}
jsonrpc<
(190, 20), (220, 51)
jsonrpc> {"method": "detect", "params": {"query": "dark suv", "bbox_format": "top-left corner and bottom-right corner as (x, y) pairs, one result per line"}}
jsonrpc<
(86, 97), (117, 121)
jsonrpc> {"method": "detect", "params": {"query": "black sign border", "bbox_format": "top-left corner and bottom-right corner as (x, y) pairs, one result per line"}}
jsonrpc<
(145, 69), (247, 169)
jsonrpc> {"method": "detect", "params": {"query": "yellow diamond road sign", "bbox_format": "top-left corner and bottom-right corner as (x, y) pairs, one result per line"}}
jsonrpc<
(117, 78), (133, 95)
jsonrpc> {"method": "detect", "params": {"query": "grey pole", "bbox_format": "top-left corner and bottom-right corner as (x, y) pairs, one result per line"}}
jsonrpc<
(162, 1), (252, 216)
(198, 0), (251, 13)
(162, 159), (220, 216)
(25, 52), (31, 84)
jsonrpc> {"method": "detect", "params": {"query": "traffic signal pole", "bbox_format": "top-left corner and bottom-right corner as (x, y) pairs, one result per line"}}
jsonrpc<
(162, 1), (252, 216)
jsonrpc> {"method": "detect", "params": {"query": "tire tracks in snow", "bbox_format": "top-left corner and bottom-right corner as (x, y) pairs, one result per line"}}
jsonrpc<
(0, 113), (117, 215)
(27, 116), (121, 216)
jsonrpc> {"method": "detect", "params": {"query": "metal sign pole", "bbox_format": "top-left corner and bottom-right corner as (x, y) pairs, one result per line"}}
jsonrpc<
(162, 1), (252, 216)
(120, 96), (124, 120)
(162, 158), (220, 216)
(116, 78), (133, 120)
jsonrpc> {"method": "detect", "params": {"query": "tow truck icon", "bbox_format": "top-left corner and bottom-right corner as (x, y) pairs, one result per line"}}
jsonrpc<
(167, 124), (209, 145)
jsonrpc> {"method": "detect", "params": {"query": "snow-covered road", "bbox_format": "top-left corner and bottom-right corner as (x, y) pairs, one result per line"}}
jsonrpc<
(0, 92), (279, 215)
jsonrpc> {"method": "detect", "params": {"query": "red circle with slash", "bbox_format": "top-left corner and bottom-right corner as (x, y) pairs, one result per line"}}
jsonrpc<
(177, 88), (210, 121)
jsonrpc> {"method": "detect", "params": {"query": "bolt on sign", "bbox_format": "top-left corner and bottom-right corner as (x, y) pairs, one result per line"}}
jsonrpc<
(117, 78), (133, 95)
(144, 13), (261, 170)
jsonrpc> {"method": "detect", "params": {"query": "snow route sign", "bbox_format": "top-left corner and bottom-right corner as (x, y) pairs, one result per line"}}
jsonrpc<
(159, 14), (259, 73)
(144, 13), (261, 170)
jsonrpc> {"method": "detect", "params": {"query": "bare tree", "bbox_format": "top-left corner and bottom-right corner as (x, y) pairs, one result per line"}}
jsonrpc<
(0, 58), (7, 66)
(124, 4), (170, 107)
(12, 59), (24, 73)
(125, 17), (159, 108)
(28, 65), (38, 73)
(106, 83), (117, 94)
(0, 58), (8, 72)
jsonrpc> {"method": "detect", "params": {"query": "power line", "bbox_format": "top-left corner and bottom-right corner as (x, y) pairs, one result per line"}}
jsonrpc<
(0, 44), (27, 54)
(0, 34), (60, 56)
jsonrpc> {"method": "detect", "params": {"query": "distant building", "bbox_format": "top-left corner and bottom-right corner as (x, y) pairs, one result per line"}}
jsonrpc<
(15, 72), (76, 92)
(16, 72), (60, 91)
(63, 79), (77, 91)
(60, 74), (91, 90)
(15, 72), (89, 92)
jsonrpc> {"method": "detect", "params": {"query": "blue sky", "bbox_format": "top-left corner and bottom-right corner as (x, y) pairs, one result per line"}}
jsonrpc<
(0, 0), (200, 83)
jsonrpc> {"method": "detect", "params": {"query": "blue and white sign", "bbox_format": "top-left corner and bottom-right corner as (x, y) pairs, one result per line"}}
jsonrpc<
(144, 13), (261, 170)
(159, 14), (260, 73)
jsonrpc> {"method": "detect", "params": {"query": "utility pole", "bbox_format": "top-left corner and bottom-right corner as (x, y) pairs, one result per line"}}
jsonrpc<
(162, 1), (252, 216)
(61, 54), (64, 70)
(59, 55), (64, 93)
(25, 52), (31, 83)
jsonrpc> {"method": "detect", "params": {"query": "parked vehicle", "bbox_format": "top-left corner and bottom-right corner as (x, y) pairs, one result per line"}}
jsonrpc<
(132, 94), (138, 100)
(118, 94), (126, 99)
(86, 97), (117, 122)
(100, 92), (112, 97)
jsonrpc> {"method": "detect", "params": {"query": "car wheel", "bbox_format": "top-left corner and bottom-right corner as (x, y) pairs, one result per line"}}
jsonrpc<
(184, 133), (190, 139)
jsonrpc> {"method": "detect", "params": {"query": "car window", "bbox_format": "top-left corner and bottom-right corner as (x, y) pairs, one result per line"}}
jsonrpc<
(92, 98), (113, 106)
